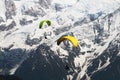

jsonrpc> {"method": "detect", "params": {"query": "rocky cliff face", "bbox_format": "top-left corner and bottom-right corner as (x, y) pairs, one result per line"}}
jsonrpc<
(0, 0), (120, 80)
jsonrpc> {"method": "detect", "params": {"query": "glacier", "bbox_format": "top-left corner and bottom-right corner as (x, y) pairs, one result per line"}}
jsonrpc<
(0, 0), (120, 80)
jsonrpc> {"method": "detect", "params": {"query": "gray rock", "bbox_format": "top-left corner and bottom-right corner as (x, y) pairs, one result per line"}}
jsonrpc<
(5, 0), (16, 19)
(6, 21), (16, 30)
(21, 5), (46, 17)
(0, 21), (16, 32)
(20, 18), (33, 26)
(38, 0), (51, 9)
(0, 17), (4, 23)
(0, 24), (6, 31)
(15, 44), (67, 80)
(84, 33), (120, 80)
(0, 48), (27, 74)
(25, 35), (42, 46)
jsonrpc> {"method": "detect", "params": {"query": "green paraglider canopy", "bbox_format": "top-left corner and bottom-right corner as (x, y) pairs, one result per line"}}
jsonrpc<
(39, 20), (51, 28)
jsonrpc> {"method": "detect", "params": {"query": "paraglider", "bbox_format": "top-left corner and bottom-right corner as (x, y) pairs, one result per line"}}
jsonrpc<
(65, 64), (70, 70)
(39, 20), (51, 28)
(57, 36), (79, 47)
(45, 36), (47, 39)
(39, 20), (52, 39)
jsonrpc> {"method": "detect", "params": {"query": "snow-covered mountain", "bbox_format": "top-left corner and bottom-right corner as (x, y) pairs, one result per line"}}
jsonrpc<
(0, 0), (120, 80)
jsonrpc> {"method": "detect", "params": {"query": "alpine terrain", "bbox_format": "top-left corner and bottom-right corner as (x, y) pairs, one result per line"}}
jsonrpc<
(0, 0), (120, 80)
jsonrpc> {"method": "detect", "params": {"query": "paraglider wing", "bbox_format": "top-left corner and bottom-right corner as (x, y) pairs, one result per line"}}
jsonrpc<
(39, 20), (51, 28)
(57, 36), (79, 47)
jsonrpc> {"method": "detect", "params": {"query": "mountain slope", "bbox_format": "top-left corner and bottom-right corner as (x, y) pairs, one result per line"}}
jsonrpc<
(0, 0), (120, 80)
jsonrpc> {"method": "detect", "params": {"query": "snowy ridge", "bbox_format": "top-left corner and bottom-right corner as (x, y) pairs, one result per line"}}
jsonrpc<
(0, 0), (120, 80)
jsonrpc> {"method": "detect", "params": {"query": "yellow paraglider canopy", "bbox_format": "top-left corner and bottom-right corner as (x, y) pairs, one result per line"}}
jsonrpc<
(39, 20), (51, 28)
(57, 36), (79, 47)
